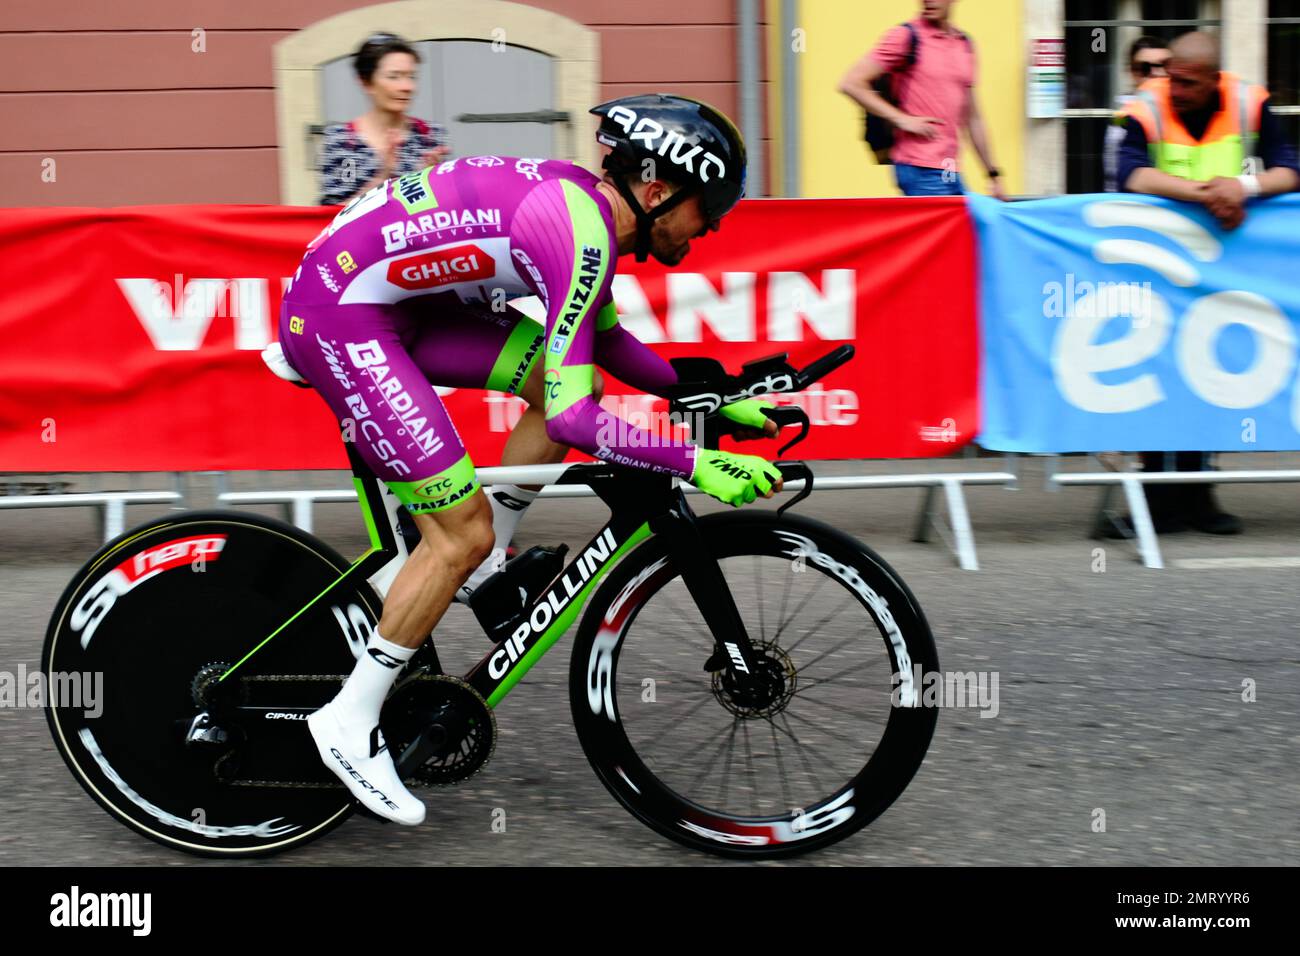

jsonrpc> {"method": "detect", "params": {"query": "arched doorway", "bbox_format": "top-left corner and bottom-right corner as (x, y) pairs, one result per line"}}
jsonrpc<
(274, 0), (599, 204)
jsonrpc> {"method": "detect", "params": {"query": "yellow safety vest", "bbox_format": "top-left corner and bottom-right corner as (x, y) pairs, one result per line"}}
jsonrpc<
(1120, 72), (1268, 181)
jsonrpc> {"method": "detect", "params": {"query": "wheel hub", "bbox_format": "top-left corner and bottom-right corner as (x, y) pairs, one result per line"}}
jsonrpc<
(711, 640), (798, 718)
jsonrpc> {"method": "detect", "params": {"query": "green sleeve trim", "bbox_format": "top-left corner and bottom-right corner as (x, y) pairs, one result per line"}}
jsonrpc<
(486, 318), (544, 394)
(595, 302), (619, 333)
(543, 363), (595, 419)
(544, 181), (611, 368)
(390, 453), (479, 514)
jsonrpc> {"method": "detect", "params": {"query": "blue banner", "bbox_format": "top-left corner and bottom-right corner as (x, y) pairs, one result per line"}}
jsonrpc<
(970, 193), (1300, 451)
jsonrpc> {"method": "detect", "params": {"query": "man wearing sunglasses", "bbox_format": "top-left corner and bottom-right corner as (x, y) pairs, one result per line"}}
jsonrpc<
(1103, 37), (1170, 192)
(271, 94), (783, 824)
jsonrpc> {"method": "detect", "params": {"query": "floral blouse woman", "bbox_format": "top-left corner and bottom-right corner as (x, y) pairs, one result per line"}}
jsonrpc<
(318, 33), (451, 205)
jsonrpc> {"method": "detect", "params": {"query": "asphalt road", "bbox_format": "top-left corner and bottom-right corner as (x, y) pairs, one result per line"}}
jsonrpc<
(2, 454), (1297, 866)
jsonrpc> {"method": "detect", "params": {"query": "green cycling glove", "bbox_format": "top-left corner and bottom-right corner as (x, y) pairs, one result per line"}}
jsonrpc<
(719, 398), (776, 431)
(690, 449), (781, 508)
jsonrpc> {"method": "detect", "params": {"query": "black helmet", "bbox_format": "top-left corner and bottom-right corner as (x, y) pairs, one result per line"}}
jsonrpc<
(590, 93), (747, 260)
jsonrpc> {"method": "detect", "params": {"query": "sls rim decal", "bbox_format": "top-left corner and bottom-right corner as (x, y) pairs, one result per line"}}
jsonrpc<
(676, 788), (857, 846)
(79, 728), (300, 840)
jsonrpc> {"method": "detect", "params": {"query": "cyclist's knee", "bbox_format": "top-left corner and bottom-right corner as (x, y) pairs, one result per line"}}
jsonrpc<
(592, 368), (605, 403)
(414, 492), (494, 572)
(459, 503), (496, 569)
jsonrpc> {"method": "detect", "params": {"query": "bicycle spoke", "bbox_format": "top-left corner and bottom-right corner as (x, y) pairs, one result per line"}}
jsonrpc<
(680, 717), (741, 796)
(770, 567), (829, 641)
(797, 654), (888, 689)
(633, 689), (720, 750)
(648, 589), (710, 650)
(767, 718), (794, 814)
(753, 554), (766, 642)
(739, 719), (758, 817)
(782, 705), (878, 751)
(792, 627), (861, 674)
(761, 712), (849, 785)
(783, 594), (856, 659)
(770, 711), (830, 795)
(786, 684), (892, 728)
(717, 719), (740, 809)
(776, 555), (793, 644)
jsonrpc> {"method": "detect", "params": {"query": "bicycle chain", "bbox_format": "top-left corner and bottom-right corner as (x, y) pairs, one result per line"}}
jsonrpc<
(237, 675), (347, 682)
(226, 674), (487, 790)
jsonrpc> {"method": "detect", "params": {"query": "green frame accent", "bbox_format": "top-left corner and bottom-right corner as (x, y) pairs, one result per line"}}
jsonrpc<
(485, 521), (652, 706)
(220, 474), (390, 682)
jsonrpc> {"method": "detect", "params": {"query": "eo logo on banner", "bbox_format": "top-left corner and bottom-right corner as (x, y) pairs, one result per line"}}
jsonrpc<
(970, 194), (1300, 451)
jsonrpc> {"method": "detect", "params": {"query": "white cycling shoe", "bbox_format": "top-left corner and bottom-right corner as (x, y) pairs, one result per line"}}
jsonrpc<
(308, 700), (426, 826)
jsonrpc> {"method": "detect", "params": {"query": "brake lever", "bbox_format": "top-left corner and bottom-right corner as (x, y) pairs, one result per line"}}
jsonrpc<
(764, 406), (810, 457)
(774, 461), (813, 516)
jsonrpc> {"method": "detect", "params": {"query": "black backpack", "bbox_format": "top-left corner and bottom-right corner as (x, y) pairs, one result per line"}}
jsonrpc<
(863, 23), (969, 165)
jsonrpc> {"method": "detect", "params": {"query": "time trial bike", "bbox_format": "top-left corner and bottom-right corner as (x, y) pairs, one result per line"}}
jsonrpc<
(43, 344), (939, 858)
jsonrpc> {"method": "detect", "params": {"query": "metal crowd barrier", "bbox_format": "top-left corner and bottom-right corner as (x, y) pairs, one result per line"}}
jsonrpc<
(214, 464), (1015, 572)
(1052, 468), (1300, 569)
(0, 490), (182, 541)
(6, 458), (1295, 571)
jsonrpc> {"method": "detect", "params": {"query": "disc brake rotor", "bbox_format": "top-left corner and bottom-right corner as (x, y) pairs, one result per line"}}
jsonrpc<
(711, 640), (798, 718)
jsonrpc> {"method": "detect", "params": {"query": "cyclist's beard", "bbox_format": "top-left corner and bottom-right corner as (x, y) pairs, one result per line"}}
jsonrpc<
(648, 219), (690, 267)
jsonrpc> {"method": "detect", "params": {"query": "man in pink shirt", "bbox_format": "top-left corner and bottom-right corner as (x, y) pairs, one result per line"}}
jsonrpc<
(838, 0), (1006, 199)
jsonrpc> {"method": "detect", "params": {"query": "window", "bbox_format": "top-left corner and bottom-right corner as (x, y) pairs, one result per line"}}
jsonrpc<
(1062, 0), (1221, 193)
(1268, 0), (1300, 153)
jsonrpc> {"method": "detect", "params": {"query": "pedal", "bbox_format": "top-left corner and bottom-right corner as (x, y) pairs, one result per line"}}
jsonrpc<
(468, 544), (568, 643)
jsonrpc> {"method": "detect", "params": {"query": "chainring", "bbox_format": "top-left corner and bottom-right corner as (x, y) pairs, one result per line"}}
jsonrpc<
(382, 674), (496, 787)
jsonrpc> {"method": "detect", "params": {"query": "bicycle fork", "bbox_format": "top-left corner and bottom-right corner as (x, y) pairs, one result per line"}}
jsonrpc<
(652, 490), (765, 682)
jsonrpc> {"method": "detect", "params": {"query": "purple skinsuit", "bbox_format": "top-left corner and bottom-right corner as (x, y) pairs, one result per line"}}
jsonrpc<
(277, 156), (694, 513)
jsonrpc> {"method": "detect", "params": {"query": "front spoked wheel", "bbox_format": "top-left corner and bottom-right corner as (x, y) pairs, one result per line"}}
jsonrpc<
(570, 511), (939, 858)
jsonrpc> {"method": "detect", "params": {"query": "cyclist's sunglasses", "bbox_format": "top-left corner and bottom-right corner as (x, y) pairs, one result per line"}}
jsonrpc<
(701, 181), (745, 227)
(1135, 58), (1170, 77)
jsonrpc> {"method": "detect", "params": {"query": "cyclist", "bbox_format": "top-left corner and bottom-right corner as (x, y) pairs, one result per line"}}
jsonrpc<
(274, 94), (783, 824)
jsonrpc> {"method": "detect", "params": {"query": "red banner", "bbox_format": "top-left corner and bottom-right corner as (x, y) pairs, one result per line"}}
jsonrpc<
(0, 199), (978, 471)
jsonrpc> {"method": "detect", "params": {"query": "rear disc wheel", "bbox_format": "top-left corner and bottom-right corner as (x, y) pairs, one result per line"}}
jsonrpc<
(43, 511), (383, 857)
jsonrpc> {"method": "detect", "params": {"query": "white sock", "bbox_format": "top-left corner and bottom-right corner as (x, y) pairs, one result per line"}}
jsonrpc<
(458, 484), (538, 598)
(332, 632), (415, 740)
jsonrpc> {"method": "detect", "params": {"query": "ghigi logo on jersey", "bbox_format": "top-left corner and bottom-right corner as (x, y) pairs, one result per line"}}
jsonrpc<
(387, 244), (496, 291)
(382, 209), (503, 252)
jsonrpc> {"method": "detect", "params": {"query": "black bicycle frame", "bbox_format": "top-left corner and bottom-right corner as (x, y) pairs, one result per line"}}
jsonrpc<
(220, 440), (766, 709)
(460, 461), (766, 708)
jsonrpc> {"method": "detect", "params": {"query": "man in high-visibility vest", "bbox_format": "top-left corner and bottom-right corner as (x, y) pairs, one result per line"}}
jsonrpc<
(1113, 31), (1299, 536)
